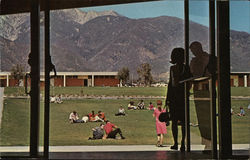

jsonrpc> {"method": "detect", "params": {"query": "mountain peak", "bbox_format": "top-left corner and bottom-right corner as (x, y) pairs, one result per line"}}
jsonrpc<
(0, 14), (29, 41)
(56, 9), (120, 24)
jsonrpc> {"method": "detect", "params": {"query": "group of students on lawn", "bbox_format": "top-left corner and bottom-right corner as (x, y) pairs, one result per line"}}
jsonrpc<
(68, 100), (158, 140)
(69, 110), (126, 140)
(128, 100), (155, 111)
(69, 100), (155, 123)
(69, 110), (106, 123)
(128, 100), (146, 110)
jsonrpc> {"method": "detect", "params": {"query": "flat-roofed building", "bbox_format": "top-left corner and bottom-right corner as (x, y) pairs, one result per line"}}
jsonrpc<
(0, 72), (119, 87)
(230, 72), (250, 87)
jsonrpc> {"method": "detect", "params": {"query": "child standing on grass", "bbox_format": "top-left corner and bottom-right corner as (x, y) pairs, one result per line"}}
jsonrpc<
(153, 100), (167, 147)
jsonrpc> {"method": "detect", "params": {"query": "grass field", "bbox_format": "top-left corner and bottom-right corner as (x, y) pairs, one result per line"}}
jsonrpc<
(4, 86), (250, 97)
(3, 87), (167, 97)
(1, 87), (250, 146)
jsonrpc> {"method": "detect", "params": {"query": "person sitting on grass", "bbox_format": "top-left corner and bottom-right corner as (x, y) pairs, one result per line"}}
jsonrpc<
(55, 94), (63, 104)
(148, 102), (155, 111)
(231, 108), (234, 115)
(88, 123), (105, 140)
(115, 106), (126, 116)
(88, 111), (96, 122)
(237, 107), (245, 116)
(50, 96), (56, 103)
(103, 120), (125, 139)
(137, 99), (145, 109)
(98, 111), (106, 121)
(128, 101), (136, 110)
(69, 111), (83, 123)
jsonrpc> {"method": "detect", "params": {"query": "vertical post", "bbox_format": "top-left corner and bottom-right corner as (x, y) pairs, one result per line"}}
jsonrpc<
(209, 0), (217, 159)
(44, 0), (50, 158)
(244, 75), (247, 87)
(92, 75), (94, 87)
(63, 75), (66, 87)
(217, 1), (232, 159)
(6, 74), (9, 87)
(184, 0), (190, 152)
(30, 0), (40, 157)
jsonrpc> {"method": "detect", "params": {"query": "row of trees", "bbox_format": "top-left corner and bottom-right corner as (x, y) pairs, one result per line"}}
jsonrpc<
(118, 63), (153, 86)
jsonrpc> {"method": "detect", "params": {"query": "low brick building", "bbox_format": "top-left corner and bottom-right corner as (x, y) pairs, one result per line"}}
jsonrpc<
(230, 72), (250, 87)
(0, 72), (120, 87)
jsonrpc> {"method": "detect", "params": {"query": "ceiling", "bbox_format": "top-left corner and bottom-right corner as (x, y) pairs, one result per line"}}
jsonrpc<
(0, 0), (159, 15)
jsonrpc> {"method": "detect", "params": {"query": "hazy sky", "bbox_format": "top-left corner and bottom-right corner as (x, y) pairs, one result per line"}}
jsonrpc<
(82, 0), (250, 33)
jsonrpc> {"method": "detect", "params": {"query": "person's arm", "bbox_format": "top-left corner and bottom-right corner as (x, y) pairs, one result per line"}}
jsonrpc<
(111, 123), (118, 129)
(166, 67), (173, 106)
(92, 128), (96, 131)
(76, 114), (79, 120)
(152, 110), (156, 117)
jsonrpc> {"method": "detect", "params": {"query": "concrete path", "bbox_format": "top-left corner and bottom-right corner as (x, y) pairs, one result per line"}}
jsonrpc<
(0, 144), (249, 152)
(0, 87), (4, 126)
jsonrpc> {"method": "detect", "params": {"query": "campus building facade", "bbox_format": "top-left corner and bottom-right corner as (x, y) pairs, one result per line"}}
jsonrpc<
(230, 72), (250, 87)
(0, 72), (120, 87)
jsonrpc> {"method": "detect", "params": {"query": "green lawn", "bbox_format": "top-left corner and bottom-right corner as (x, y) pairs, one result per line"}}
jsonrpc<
(4, 86), (250, 97)
(1, 87), (250, 146)
(4, 87), (167, 97)
(1, 98), (249, 146)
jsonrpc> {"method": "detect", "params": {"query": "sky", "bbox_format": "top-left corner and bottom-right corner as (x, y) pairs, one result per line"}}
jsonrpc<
(82, 0), (250, 33)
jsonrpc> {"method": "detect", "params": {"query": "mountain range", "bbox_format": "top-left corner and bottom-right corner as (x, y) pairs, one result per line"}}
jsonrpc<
(0, 8), (249, 81)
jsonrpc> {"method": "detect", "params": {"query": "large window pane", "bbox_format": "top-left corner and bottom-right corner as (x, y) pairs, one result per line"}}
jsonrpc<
(230, 0), (250, 153)
(189, 0), (212, 152)
(49, 1), (184, 150)
(0, 13), (31, 156)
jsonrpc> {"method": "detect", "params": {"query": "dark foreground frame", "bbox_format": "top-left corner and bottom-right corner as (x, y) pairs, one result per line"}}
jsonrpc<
(0, 0), (234, 159)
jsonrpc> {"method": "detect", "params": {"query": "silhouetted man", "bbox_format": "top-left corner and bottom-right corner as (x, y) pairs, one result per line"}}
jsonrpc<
(190, 41), (211, 151)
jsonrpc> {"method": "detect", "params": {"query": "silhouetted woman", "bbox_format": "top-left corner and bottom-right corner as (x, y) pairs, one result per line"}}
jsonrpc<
(166, 48), (191, 152)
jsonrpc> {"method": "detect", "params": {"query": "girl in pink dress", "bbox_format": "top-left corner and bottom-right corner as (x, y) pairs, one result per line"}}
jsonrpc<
(153, 100), (167, 147)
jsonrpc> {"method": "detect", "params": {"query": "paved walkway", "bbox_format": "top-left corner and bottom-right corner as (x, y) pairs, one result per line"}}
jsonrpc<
(0, 144), (249, 152)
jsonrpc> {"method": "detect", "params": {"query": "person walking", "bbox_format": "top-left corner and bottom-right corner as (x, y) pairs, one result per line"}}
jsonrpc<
(153, 100), (167, 147)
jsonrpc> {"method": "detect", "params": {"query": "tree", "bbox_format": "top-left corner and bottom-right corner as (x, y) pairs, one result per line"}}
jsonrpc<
(117, 67), (130, 86)
(11, 64), (25, 86)
(137, 63), (153, 86)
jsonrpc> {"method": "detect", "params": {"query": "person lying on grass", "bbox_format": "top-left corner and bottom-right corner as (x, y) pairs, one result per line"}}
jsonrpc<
(82, 115), (89, 123)
(103, 120), (125, 139)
